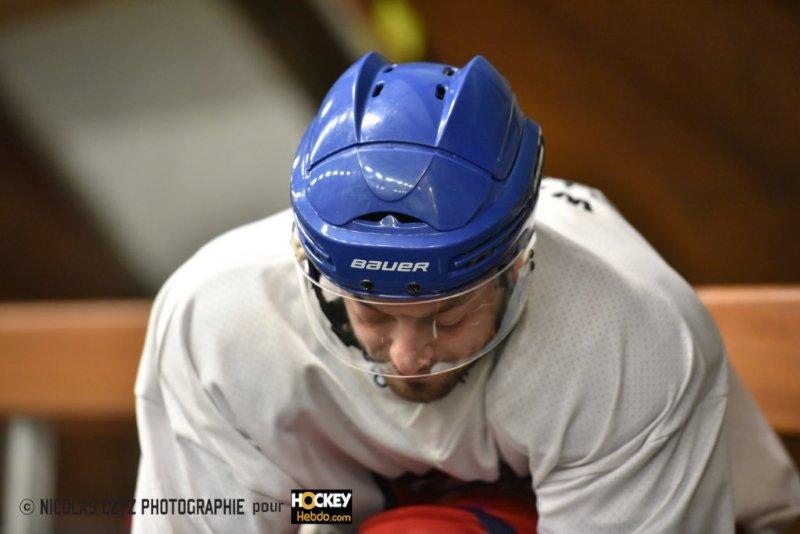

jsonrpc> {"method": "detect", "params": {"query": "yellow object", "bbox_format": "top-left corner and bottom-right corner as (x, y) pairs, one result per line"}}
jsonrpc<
(371, 0), (427, 62)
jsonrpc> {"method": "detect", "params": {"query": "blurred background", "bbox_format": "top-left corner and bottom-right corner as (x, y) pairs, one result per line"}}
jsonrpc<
(0, 0), (797, 532)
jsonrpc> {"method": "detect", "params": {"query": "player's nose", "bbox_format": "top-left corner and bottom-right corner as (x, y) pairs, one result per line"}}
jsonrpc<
(388, 320), (435, 376)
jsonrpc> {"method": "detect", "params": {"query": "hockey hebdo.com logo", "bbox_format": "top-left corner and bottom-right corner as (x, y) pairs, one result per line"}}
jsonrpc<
(290, 489), (352, 525)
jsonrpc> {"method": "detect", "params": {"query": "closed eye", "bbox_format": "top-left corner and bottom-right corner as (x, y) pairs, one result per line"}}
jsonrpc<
(434, 308), (468, 327)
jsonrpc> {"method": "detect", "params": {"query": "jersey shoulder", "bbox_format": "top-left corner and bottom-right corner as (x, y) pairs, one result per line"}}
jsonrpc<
(535, 177), (657, 274)
(150, 208), (296, 321)
(487, 178), (728, 477)
(135, 209), (301, 399)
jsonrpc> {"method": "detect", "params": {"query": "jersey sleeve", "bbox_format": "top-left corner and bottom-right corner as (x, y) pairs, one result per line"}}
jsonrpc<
(486, 193), (737, 531)
(133, 397), (296, 533)
(514, 178), (800, 532)
(532, 389), (732, 533)
(489, 311), (734, 533)
(132, 278), (297, 533)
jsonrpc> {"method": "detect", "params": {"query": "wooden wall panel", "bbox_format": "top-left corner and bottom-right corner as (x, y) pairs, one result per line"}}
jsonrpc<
(412, 1), (799, 284)
(0, 108), (139, 300)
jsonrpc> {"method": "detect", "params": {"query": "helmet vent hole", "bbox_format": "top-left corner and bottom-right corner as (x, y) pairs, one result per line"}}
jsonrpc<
(372, 83), (384, 97)
(358, 211), (422, 225)
(383, 66), (394, 73)
(443, 66), (455, 76)
(435, 84), (446, 100)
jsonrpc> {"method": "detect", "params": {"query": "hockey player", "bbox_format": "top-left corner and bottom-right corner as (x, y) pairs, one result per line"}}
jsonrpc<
(133, 53), (800, 532)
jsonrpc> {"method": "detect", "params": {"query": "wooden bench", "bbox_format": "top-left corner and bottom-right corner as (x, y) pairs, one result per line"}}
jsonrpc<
(698, 286), (800, 434)
(1, 288), (798, 430)
(0, 300), (149, 420)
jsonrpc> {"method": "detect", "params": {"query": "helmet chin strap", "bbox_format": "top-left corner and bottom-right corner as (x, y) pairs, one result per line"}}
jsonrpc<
(306, 260), (363, 350)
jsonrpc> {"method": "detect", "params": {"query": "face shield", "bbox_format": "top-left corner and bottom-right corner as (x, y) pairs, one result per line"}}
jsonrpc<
(293, 218), (536, 379)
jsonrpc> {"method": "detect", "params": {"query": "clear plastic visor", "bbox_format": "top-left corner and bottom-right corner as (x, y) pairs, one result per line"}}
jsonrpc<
(294, 228), (536, 379)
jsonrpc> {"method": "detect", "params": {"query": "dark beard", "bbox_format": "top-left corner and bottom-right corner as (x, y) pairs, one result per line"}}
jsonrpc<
(384, 365), (471, 403)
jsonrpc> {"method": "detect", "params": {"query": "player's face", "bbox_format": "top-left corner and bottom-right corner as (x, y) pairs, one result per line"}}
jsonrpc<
(344, 281), (503, 402)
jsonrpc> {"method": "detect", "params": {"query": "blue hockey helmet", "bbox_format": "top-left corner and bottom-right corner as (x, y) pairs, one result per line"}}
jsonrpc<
(291, 52), (544, 379)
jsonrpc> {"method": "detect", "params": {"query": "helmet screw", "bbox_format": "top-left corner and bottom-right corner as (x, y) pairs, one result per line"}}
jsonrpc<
(361, 279), (374, 291)
(407, 282), (421, 295)
(527, 249), (536, 271)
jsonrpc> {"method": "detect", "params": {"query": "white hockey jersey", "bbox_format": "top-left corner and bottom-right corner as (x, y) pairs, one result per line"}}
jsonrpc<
(133, 178), (800, 533)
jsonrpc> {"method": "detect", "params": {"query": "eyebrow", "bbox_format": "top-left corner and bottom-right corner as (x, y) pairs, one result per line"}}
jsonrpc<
(360, 294), (471, 317)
